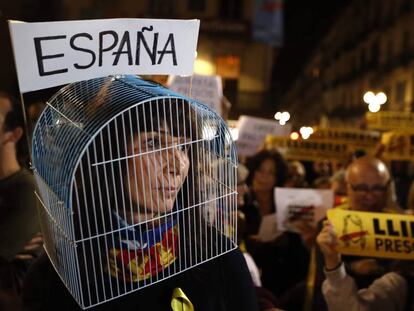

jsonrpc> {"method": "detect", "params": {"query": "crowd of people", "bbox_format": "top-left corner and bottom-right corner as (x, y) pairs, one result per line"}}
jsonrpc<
(0, 85), (414, 311)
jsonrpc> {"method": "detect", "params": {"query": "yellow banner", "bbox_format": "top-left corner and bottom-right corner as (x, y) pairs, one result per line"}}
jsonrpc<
(265, 135), (377, 162)
(366, 111), (414, 131)
(312, 127), (380, 149)
(265, 136), (349, 161)
(328, 209), (414, 260)
(381, 131), (414, 160)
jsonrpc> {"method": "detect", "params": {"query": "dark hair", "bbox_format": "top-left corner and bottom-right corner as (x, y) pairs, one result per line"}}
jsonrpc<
(245, 149), (288, 188)
(0, 92), (24, 132)
(0, 92), (29, 167)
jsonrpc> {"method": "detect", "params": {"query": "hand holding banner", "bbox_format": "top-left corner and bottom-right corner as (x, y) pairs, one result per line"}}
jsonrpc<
(328, 208), (414, 260)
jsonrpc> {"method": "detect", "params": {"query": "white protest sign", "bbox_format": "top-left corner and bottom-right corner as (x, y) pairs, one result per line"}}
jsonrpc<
(237, 115), (291, 157)
(9, 18), (200, 93)
(167, 74), (223, 115)
(275, 187), (333, 231)
(257, 212), (281, 242)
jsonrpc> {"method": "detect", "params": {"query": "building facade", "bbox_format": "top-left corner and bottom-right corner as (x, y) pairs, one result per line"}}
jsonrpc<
(281, 0), (414, 128)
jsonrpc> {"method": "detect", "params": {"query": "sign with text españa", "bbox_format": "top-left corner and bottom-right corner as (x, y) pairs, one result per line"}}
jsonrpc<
(9, 19), (200, 93)
(328, 208), (414, 260)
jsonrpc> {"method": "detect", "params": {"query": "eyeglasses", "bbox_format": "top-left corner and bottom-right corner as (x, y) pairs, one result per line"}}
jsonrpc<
(349, 182), (389, 194)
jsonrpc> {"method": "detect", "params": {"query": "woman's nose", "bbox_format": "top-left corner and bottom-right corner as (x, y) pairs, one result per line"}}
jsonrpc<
(165, 147), (185, 174)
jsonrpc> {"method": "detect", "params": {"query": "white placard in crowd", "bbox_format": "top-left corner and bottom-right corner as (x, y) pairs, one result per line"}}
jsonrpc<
(236, 115), (291, 157)
(9, 18), (200, 93)
(257, 212), (281, 242)
(167, 74), (223, 115)
(275, 187), (333, 231)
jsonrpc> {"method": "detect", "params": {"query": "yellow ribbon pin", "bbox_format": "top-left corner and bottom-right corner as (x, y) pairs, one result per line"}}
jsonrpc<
(171, 287), (194, 311)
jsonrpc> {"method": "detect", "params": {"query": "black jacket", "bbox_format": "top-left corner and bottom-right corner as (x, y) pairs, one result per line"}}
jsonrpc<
(23, 248), (258, 311)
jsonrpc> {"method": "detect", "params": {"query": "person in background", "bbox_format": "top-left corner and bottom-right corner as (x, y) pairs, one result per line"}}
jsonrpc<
(330, 169), (347, 206)
(312, 156), (406, 310)
(0, 92), (41, 302)
(243, 149), (310, 298)
(284, 161), (308, 188)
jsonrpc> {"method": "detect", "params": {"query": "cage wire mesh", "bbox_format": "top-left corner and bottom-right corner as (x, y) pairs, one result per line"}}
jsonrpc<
(31, 75), (238, 309)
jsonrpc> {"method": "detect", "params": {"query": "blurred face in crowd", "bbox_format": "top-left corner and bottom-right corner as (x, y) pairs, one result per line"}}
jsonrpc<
(346, 157), (390, 212)
(126, 123), (190, 223)
(285, 161), (306, 187)
(0, 97), (12, 147)
(252, 158), (276, 193)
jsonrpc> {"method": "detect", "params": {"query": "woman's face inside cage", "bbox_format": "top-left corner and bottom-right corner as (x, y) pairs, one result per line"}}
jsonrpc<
(125, 120), (190, 223)
(74, 98), (198, 236)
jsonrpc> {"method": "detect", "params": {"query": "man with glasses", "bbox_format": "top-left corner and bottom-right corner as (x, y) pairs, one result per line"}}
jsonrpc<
(346, 156), (392, 213)
(315, 156), (409, 311)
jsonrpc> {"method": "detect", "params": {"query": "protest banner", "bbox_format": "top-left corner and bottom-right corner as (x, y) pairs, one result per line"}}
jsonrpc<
(381, 131), (414, 161)
(275, 188), (333, 232)
(236, 116), (290, 157)
(366, 111), (414, 131)
(9, 18), (200, 93)
(167, 74), (223, 115)
(265, 136), (351, 162)
(312, 127), (380, 150)
(328, 208), (414, 260)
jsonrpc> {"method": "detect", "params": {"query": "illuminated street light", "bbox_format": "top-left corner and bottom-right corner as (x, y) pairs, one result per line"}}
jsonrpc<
(290, 132), (300, 140)
(300, 126), (314, 140)
(363, 91), (375, 104)
(363, 91), (387, 113)
(281, 112), (290, 121)
(274, 111), (290, 125)
(376, 92), (387, 105)
(368, 103), (381, 113)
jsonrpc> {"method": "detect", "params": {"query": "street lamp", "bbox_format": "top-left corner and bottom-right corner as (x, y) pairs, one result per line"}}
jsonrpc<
(363, 91), (387, 113)
(299, 126), (314, 139)
(274, 111), (290, 125)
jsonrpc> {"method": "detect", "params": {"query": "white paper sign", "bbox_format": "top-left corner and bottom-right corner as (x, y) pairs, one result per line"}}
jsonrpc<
(9, 18), (200, 93)
(167, 74), (223, 115)
(237, 115), (291, 157)
(257, 212), (280, 242)
(275, 187), (333, 231)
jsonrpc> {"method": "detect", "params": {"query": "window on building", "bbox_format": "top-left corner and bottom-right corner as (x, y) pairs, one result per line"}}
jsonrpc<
(360, 48), (366, 68)
(216, 55), (241, 79)
(220, 0), (243, 20)
(148, 0), (174, 17)
(395, 81), (406, 110)
(188, 0), (206, 12)
(386, 40), (393, 63)
(371, 40), (380, 66)
(402, 30), (411, 53)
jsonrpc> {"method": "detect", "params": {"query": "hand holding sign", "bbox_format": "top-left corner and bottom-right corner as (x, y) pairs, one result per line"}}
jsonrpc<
(316, 220), (341, 270)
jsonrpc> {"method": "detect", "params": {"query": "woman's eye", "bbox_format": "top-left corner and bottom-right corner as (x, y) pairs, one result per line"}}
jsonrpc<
(147, 137), (160, 148)
(177, 144), (187, 152)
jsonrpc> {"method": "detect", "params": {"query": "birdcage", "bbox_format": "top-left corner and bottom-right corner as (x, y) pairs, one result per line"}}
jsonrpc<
(32, 75), (238, 309)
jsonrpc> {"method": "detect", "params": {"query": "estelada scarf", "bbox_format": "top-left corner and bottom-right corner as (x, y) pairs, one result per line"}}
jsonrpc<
(108, 214), (179, 282)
